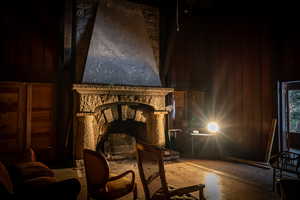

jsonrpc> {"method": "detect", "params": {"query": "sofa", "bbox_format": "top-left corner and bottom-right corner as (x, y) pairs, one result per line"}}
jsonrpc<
(0, 149), (81, 200)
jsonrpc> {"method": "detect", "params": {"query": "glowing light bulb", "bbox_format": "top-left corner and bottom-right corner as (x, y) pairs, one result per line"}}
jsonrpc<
(207, 122), (220, 133)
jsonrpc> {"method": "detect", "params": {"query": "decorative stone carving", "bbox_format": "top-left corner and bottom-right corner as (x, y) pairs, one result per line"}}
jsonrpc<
(135, 110), (146, 123)
(79, 95), (102, 112)
(74, 84), (172, 112)
(79, 94), (159, 112)
(123, 105), (136, 120)
(94, 111), (106, 127)
(104, 109), (114, 123)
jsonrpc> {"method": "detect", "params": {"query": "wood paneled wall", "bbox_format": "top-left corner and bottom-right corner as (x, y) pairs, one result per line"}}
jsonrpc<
(0, 1), (62, 82)
(210, 20), (274, 160)
(166, 16), (300, 160)
(0, 1), (63, 163)
(275, 17), (300, 151)
(31, 84), (56, 152)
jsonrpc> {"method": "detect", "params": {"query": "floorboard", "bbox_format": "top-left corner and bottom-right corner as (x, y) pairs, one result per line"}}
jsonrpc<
(53, 159), (279, 200)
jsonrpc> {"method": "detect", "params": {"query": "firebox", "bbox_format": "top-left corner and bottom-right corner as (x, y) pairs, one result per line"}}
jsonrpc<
(96, 103), (151, 160)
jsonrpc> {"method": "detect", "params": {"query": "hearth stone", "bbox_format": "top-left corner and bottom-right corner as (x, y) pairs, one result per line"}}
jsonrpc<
(103, 133), (136, 160)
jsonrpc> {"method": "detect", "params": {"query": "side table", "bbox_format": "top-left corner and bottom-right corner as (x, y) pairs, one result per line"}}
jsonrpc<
(190, 132), (220, 159)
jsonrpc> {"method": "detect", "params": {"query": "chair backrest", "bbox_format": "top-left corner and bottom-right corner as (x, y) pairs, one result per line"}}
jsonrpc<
(136, 142), (168, 200)
(83, 149), (110, 193)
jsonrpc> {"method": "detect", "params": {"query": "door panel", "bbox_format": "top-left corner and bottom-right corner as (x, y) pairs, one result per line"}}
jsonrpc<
(0, 83), (27, 153)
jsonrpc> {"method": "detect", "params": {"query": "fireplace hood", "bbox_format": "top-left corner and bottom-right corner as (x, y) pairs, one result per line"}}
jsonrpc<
(82, 0), (161, 87)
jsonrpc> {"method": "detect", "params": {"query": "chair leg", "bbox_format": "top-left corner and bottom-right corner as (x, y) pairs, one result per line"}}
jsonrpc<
(199, 188), (205, 200)
(133, 184), (138, 200)
(273, 168), (276, 192)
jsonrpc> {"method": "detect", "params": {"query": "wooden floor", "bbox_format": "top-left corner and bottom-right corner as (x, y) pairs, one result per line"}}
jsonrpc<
(53, 159), (280, 200)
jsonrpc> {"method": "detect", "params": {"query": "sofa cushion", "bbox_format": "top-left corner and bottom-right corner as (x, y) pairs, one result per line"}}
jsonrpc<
(9, 161), (55, 185)
(14, 161), (51, 172)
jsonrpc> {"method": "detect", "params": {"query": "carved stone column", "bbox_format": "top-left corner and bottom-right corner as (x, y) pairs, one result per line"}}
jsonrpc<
(74, 113), (96, 161)
(151, 111), (168, 146)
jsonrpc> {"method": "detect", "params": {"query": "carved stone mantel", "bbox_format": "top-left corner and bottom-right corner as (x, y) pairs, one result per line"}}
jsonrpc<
(73, 84), (173, 160)
(73, 84), (173, 112)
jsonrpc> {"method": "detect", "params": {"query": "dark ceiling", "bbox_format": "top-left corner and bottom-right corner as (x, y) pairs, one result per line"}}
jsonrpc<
(127, 0), (298, 15)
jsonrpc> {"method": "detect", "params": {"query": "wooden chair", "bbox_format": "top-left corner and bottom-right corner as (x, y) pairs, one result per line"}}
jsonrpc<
(270, 151), (300, 192)
(136, 142), (205, 200)
(83, 149), (137, 199)
(278, 178), (300, 200)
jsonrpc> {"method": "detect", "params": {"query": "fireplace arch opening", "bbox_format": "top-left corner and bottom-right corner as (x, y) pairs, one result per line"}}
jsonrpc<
(96, 120), (146, 160)
(95, 103), (154, 160)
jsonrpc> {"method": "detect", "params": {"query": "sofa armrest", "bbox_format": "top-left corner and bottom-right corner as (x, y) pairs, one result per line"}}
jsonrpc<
(16, 178), (81, 200)
(8, 161), (55, 188)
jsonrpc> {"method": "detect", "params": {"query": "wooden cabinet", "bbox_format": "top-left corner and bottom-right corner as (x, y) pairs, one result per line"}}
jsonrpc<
(0, 82), (56, 163)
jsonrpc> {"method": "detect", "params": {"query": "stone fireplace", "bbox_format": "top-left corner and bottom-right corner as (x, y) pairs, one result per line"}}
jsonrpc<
(72, 84), (173, 161)
(72, 0), (172, 162)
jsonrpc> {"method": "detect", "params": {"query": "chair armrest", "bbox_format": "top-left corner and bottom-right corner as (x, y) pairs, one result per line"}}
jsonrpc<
(169, 184), (205, 197)
(108, 170), (135, 182)
(108, 170), (135, 188)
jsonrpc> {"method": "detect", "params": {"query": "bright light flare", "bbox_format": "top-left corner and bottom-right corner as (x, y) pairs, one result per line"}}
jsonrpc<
(207, 122), (220, 133)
